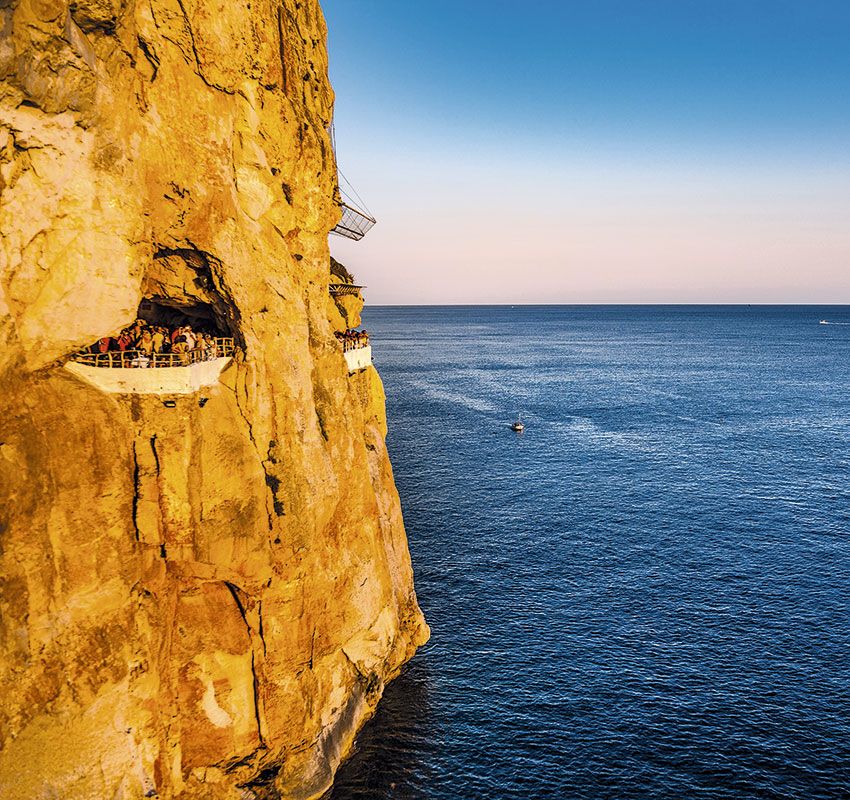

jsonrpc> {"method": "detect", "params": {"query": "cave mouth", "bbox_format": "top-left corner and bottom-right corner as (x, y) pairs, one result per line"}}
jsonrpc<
(144, 247), (243, 346)
(138, 297), (228, 337)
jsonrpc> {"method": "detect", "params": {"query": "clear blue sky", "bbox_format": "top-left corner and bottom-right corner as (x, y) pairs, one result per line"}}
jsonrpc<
(323, 1), (850, 304)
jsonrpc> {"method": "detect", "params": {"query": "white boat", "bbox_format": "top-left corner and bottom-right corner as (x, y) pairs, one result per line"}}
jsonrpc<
(820, 320), (829, 325)
(510, 414), (525, 432)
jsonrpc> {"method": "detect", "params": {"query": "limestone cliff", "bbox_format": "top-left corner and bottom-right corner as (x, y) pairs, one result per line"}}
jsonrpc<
(0, 2), (428, 798)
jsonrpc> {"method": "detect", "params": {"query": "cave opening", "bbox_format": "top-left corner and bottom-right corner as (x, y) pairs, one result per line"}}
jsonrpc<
(146, 247), (242, 346)
(73, 296), (236, 365)
(69, 247), (243, 366)
(137, 297), (227, 337)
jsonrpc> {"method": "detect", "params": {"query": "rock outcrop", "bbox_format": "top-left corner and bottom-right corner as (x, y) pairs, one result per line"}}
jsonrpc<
(0, 2), (428, 798)
(328, 263), (361, 332)
(330, 257), (354, 286)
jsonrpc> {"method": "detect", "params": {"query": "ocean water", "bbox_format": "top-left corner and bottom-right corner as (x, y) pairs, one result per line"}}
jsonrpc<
(328, 306), (850, 800)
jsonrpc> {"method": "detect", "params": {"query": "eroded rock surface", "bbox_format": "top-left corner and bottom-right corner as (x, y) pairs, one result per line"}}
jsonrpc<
(0, 2), (428, 798)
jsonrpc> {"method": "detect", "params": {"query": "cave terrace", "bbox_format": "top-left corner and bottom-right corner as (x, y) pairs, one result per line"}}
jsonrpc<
(64, 338), (236, 395)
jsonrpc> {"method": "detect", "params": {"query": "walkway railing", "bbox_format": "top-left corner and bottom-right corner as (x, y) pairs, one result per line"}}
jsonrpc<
(73, 338), (235, 368)
(329, 283), (364, 297)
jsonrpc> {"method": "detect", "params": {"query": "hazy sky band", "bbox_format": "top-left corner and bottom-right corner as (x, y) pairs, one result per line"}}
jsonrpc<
(323, 1), (850, 304)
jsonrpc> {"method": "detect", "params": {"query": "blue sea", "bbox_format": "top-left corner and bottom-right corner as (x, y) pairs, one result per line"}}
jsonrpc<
(328, 306), (850, 800)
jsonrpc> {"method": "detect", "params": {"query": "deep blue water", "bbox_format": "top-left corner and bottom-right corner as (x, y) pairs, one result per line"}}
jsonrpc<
(328, 306), (850, 800)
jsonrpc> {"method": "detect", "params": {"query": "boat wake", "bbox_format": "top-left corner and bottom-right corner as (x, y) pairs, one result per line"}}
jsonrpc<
(820, 320), (850, 325)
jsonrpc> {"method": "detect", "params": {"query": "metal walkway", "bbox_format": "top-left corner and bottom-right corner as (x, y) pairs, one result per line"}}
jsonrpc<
(331, 201), (376, 241)
(329, 283), (365, 297)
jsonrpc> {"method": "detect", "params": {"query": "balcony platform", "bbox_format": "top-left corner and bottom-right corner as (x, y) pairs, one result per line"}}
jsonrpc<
(331, 202), (376, 241)
(329, 283), (364, 297)
(65, 356), (232, 395)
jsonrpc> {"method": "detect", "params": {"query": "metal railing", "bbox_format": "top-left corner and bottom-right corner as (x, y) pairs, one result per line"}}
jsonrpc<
(330, 202), (376, 241)
(329, 283), (364, 297)
(73, 338), (235, 368)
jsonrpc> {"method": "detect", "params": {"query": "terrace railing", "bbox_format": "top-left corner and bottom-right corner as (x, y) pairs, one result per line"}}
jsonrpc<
(73, 338), (235, 368)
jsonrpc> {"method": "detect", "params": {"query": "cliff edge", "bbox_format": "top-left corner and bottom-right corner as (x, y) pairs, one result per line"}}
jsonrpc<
(0, 2), (428, 798)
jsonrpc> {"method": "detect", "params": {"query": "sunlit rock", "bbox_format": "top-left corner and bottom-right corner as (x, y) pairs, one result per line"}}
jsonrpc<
(0, 2), (428, 798)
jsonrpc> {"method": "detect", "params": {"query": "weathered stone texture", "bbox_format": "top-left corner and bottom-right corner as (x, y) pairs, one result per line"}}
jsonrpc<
(0, 2), (428, 798)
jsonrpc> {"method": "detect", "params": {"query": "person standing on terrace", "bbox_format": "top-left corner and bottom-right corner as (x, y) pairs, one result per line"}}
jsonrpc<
(137, 330), (154, 357)
(171, 335), (190, 365)
(151, 327), (166, 354)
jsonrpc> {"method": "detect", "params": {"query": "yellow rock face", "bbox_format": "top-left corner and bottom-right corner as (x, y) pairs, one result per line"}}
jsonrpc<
(0, 2), (428, 798)
(333, 293), (364, 329)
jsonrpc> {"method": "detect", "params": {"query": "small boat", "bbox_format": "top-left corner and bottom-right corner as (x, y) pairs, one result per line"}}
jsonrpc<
(510, 414), (525, 432)
(820, 320), (829, 325)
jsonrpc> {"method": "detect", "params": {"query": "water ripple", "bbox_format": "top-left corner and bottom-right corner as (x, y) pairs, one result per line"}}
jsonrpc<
(329, 306), (850, 800)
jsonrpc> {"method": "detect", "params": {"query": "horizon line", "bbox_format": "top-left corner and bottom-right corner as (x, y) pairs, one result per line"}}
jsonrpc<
(362, 302), (850, 308)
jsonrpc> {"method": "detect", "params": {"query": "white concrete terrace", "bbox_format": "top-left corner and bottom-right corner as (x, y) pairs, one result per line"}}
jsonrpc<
(344, 345), (371, 373)
(64, 337), (236, 395)
(65, 356), (233, 394)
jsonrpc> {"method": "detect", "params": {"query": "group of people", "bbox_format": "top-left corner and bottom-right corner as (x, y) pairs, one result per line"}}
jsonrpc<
(85, 319), (224, 367)
(335, 328), (370, 352)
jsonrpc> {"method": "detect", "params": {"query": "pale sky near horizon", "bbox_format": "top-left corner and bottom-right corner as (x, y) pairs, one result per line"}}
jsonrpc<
(322, 1), (850, 305)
